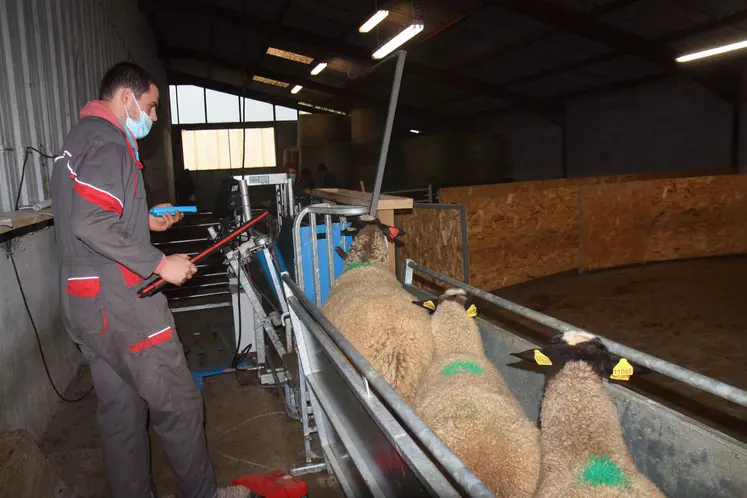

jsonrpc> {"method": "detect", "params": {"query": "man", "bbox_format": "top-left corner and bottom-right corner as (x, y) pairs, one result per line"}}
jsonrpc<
(176, 167), (196, 204)
(51, 62), (216, 498)
(316, 162), (337, 188)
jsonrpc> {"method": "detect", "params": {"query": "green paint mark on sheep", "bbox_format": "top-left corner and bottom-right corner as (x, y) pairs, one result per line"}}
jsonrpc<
(440, 360), (485, 377)
(579, 456), (630, 488)
(344, 262), (372, 272)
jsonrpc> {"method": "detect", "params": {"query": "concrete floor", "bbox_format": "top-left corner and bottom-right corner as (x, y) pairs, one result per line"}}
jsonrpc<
(488, 256), (747, 442)
(40, 371), (343, 497)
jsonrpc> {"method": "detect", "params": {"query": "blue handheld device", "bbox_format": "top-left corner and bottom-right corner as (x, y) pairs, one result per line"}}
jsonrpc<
(149, 206), (198, 216)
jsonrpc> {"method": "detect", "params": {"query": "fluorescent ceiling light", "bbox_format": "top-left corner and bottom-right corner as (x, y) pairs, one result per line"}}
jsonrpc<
(359, 10), (389, 33)
(677, 38), (747, 62)
(310, 62), (327, 75)
(266, 47), (313, 64)
(291, 85), (303, 94)
(252, 75), (289, 88)
(372, 21), (424, 60)
(409, 129), (420, 134)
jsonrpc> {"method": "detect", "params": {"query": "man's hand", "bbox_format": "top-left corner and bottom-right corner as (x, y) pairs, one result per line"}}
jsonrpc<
(155, 254), (197, 285)
(149, 203), (184, 232)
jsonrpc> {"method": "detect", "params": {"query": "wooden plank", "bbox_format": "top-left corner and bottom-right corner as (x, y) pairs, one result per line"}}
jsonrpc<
(397, 206), (465, 291)
(312, 188), (413, 211)
(0, 210), (54, 235)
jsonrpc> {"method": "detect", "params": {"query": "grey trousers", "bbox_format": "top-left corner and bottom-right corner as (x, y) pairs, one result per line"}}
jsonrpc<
(80, 338), (216, 498)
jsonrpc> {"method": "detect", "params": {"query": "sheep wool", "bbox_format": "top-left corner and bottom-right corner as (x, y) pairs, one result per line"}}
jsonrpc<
(322, 224), (434, 402)
(413, 289), (541, 498)
(535, 361), (665, 498)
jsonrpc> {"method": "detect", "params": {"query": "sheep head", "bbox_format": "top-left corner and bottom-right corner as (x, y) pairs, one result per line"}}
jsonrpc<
(345, 223), (390, 266)
(418, 288), (484, 357)
(341, 215), (406, 267)
(510, 331), (650, 382)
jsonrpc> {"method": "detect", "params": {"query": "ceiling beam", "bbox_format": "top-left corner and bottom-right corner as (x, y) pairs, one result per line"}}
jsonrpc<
(452, 0), (640, 73)
(162, 45), (446, 126)
(481, 5), (747, 93)
(489, 0), (678, 69)
(168, 70), (328, 115)
(140, 0), (556, 115)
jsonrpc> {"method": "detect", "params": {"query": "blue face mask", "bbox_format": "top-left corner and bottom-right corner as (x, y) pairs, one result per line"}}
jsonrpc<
(125, 94), (153, 140)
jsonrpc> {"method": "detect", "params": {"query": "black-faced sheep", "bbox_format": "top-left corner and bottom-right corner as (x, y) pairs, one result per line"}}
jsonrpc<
(321, 219), (435, 403)
(413, 289), (541, 498)
(511, 331), (665, 498)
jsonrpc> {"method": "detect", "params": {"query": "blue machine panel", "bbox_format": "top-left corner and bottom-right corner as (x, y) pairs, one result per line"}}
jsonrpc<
(300, 222), (352, 305)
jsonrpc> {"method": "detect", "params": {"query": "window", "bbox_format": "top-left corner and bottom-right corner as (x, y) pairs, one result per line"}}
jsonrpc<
(175, 85), (206, 124)
(242, 98), (274, 122)
(169, 86), (180, 125)
(170, 85), (303, 124)
(275, 105), (298, 121)
(206, 89), (240, 123)
(181, 128), (276, 171)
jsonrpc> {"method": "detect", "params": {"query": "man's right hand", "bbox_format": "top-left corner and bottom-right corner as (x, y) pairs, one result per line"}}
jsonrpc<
(155, 254), (197, 285)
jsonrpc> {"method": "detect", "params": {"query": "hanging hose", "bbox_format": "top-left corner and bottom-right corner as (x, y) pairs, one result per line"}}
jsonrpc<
(265, 348), (300, 421)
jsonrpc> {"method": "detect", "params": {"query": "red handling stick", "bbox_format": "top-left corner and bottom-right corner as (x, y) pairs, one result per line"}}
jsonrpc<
(137, 210), (269, 298)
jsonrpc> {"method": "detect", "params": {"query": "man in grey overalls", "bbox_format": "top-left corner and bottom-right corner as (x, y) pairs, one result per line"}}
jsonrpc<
(51, 62), (216, 498)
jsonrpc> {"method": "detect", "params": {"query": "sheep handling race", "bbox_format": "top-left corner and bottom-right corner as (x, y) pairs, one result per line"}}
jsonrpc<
(167, 55), (746, 498)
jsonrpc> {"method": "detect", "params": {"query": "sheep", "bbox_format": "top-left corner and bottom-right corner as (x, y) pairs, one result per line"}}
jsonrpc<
(321, 218), (435, 403)
(511, 331), (665, 498)
(412, 288), (541, 498)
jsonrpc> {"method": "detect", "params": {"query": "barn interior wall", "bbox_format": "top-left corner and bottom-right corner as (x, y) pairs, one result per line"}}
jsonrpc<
(477, 78), (737, 181)
(297, 111), (507, 191)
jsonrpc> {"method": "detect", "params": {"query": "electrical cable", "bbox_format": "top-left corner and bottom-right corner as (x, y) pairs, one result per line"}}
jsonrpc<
(231, 254), (246, 369)
(7, 242), (93, 403)
(14, 146), (55, 211)
(213, 411), (287, 471)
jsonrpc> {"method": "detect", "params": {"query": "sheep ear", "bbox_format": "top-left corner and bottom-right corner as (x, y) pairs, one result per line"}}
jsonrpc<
(335, 247), (348, 260)
(340, 226), (359, 236)
(510, 349), (554, 366)
(376, 221), (406, 240)
(412, 299), (437, 313)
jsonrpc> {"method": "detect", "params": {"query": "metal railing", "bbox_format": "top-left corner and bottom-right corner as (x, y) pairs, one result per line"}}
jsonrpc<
(282, 273), (494, 497)
(292, 203), (369, 307)
(404, 260), (747, 409)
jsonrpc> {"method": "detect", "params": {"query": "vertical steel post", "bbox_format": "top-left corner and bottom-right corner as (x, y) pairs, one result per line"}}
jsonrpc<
(369, 50), (407, 216)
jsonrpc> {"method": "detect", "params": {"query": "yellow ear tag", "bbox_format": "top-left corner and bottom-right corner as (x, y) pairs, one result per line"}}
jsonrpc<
(466, 304), (478, 318)
(423, 300), (436, 311)
(610, 358), (634, 381)
(533, 350), (552, 366)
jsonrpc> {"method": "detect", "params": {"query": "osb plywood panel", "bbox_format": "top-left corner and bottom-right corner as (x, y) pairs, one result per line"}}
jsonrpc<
(581, 175), (747, 270)
(397, 207), (465, 290)
(465, 187), (579, 290)
(439, 170), (731, 206)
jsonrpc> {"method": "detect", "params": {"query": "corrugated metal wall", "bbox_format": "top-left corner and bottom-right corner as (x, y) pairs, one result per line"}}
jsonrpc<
(0, 0), (167, 212)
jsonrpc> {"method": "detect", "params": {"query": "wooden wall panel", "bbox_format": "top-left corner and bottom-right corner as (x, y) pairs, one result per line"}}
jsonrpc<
(581, 175), (747, 270)
(464, 187), (579, 290)
(439, 169), (730, 206)
(438, 172), (744, 291)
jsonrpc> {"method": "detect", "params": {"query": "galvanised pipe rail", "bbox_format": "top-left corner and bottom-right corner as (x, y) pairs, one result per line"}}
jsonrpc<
(405, 260), (747, 409)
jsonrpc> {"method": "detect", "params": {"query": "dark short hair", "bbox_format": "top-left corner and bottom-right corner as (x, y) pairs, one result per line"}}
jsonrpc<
(317, 163), (327, 171)
(98, 62), (157, 100)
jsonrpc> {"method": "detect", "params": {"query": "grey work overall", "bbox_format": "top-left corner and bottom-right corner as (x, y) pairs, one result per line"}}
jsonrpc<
(50, 106), (216, 498)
